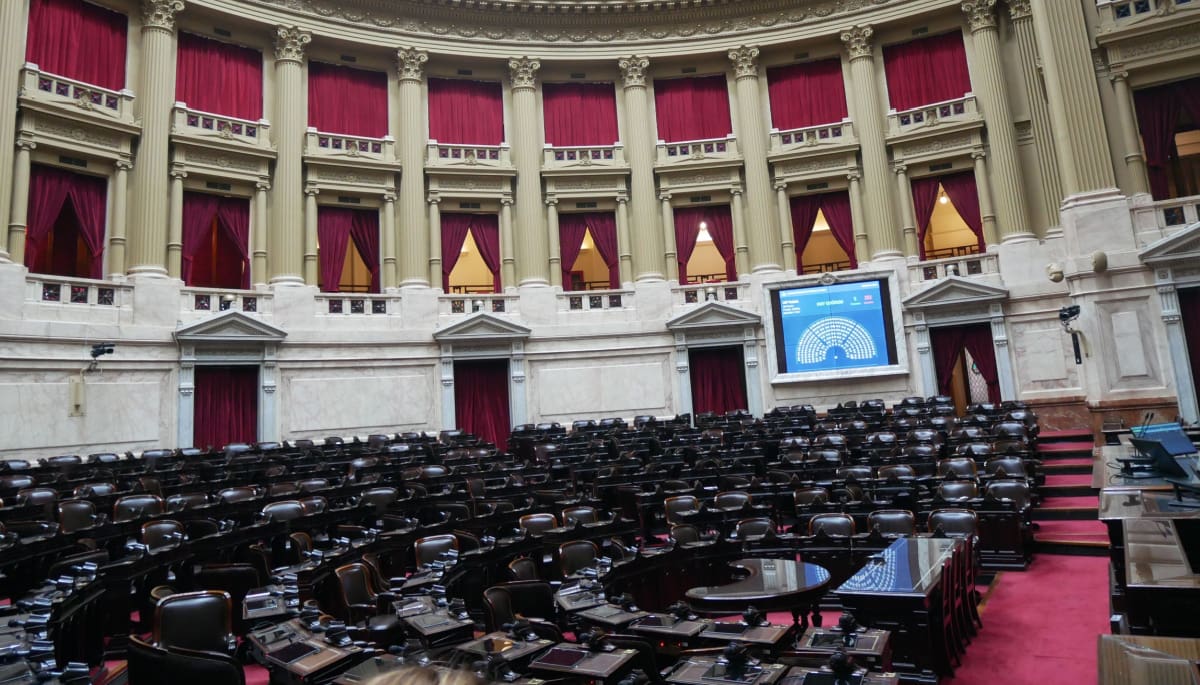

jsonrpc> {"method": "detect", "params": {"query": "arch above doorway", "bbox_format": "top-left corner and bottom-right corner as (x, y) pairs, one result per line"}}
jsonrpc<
(433, 312), (532, 435)
(665, 302), (764, 418)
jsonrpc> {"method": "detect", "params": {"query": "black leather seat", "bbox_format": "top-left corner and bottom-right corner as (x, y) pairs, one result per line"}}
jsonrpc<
(261, 500), (305, 522)
(58, 499), (99, 533)
(114, 494), (165, 521)
(808, 513), (855, 537)
(867, 509), (916, 537)
(195, 564), (260, 635)
(482, 584), (562, 641)
(519, 512), (558, 535)
(142, 520), (186, 551)
(127, 636), (244, 685)
(508, 556), (540, 581)
(154, 591), (236, 654)
(167, 492), (211, 511)
(414, 533), (459, 567)
(938, 481), (979, 502)
(734, 517), (774, 539)
(562, 505), (599, 525)
(558, 540), (598, 576)
(334, 563), (403, 646)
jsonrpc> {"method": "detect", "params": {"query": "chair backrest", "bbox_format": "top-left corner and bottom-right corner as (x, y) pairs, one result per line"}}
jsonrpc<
(128, 636), (245, 685)
(267, 482), (298, 497)
(114, 494), (165, 522)
(713, 491), (751, 510)
(58, 499), (97, 533)
(217, 487), (258, 504)
(928, 508), (979, 538)
(297, 478), (329, 493)
(793, 487), (830, 506)
(142, 520), (185, 551)
(508, 556), (540, 581)
(562, 506), (598, 525)
(167, 492), (211, 511)
(299, 496), (327, 514)
(836, 466), (873, 480)
(361, 486), (399, 511)
(938, 480), (979, 502)
(558, 540), (599, 576)
(155, 590), (233, 653)
(482, 586), (516, 632)
(414, 534), (459, 566)
(664, 495), (699, 525)
(74, 482), (116, 497)
(734, 518), (774, 538)
(17, 486), (57, 507)
(496, 581), (556, 622)
(261, 500), (305, 522)
(808, 513), (856, 537)
(519, 512), (559, 535)
(194, 564), (261, 635)
(867, 509), (916, 536)
(986, 479), (1031, 509)
(336, 563), (376, 610)
(878, 464), (916, 480)
(2, 475), (36, 490)
(670, 523), (701, 545)
(937, 458), (978, 479)
(986, 456), (1027, 478)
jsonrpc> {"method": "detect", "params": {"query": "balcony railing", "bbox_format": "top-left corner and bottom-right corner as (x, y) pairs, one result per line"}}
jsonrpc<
(909, 251), (999, 285)
(887, 94), (980, 137)
(181, 288), (270, 317)
(315, 293), (393, 315)
(1097, 0), (1181, 23)
(27, 275), (132, 309)
(542, 144), (626, 170)
(1131, 193), (1200, 245)
(674, 280), (749, 305)
(439, 293), (519, 316)
(655, 135), (740, 166)
(770, 119), (856, 152)
(306, 129), (394, 162)
(172, 104), (269, 148)
(799, 260), (853, 275)
(558, 288), (633, 312)
(21, 64), (135, 123)
(426, 141), (512, 168)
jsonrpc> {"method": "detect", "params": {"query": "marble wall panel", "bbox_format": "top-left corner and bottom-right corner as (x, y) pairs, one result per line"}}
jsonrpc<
(1097, 298), (1165, 392)
(283, 368), (436, 435)
(532, 357), (671, 419)
(0, 376), (167, 455)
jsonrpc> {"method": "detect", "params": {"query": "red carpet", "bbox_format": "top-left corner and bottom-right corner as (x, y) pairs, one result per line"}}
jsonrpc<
(1038, 457), (1095, 467)
(1038, 430), (1095, 441)
(1036, 442), (1096, 454)
(945, 555), (1110, 684)
(1043, 473), (1093, 487)
(1038, 496), (1097, 509)
(246, 663), (270, 685)
(1032, 519), (1109, 544)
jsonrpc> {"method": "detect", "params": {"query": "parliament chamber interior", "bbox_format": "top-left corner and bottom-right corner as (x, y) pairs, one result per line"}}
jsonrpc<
(1, 0), (1200, 683)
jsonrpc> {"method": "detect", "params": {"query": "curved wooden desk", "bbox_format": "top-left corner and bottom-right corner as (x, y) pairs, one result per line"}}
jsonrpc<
(685, 558), (831, 629)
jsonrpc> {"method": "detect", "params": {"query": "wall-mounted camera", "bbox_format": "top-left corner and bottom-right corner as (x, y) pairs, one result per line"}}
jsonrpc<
(90, 343), (115, 359)
(1058, 305), (1085, 365)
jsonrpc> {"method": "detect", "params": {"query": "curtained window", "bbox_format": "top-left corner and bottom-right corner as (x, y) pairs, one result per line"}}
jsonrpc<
(181, 192), (250, 289)
(689, 347), (748, 416)
(441, 213), (501, 293)
(930, 324), (1000, 405)
(559, 212), (619, 290)
(767, 59), (849, 130)
(543, 82), (619, 147)
(428, 78), (504, 145)
(26, 164), (107, 279)
(883, 31), (972, 111)
(911, 171), (985, 260)
(454, 359), (510, 451)
(653, 75), (732, 143)
(1133, 77), (1200, 200)
(308, 62), (389, 138)
(317, 207), (380, 293)
(26, 0), (127, 90)
(788, 191), (857, 273)
(674, 205), (736, 284)
(176, 32), (263, 120)
(193, 366), (258, 450)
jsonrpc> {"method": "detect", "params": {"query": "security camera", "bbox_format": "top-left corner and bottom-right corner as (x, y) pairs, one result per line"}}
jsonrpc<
(89, 343), (115, 359)
(1046, 263), (1064, 283)
(1059, 305), (1080, 326)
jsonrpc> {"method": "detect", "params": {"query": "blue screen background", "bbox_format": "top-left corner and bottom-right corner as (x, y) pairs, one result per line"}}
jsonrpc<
(777, 281), (890, 373)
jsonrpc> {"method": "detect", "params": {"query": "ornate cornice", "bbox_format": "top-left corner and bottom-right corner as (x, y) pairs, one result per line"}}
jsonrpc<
(396, 47), (428, 82)
(728, 46), (760, 79)
(1006, 0), (1031, 21)
(840, 25), (874, 60)
(960, 0), (996, 32)
(141, 0), (185, 31)
(274, 25), (312, 63)
(508, 56), (541, 90)
(618, 56), (650, 88)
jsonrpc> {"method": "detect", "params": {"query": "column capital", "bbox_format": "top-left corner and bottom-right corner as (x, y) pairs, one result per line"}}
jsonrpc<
(274, 25), (312, 63)
(1110, 68), (1130, 83)
(508, 56), (541, 90)
(116, 159), (134, 171)
(396, 47), (428, 82)
(304, 184), (320, 196)
(15, 137), (37, 152)
(658, 191), (672, 201)
(960, 0), (998, 32)
(616, 194), (629, 204)
(971, 149), (988, 161)
(730, 186), (744, 196)
(383, 192), (397, 203)
(893, 162), (908, 175)
(501, 194), (514, 206)
(544, 197), (558, 206)
(773, 181), (787, 192)
(618, 56), (650, 88)
(169, 165), (187, 180)
(427, 194), (441, 205)
(847, 170), (862, 182)
(141, 0), (185, 32)
(1006, 0), (1031, 21)
(727, 46), (761, 80)
(840, 25), (874, 61)
(255, 179), (272, 191)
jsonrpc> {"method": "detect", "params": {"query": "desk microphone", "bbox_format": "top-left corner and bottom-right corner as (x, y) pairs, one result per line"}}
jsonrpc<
(1138, 412), (1155, 437)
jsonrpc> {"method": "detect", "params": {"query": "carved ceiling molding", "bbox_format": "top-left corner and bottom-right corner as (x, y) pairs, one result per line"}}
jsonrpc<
(237, 0), (895, 46)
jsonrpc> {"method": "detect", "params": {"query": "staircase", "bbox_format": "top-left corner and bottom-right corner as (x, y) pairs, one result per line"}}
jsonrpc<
(1032, 429), (1109, 555)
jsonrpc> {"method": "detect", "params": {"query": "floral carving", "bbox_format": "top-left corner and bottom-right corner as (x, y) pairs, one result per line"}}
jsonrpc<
(274, 25), (312, 63)
(141, 0), (185, 31)
(961, 0), (997, 32)
(508, 56), (541, 89)
(618, 56), (650, 88)
(840, 25), (874, 60)
(396, 47), (428, 82)
(1006, 0), (1032, 21)
(727, 46), (760, 79)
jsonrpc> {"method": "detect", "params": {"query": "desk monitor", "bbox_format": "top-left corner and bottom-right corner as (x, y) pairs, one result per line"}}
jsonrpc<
(1130, 438), (1190, 479)
(1131, 423), (1198, 456)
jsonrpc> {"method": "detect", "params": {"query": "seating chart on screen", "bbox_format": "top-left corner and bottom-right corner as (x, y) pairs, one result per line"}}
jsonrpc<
(794, 316), (877, 365)
(775, 280), (893, 374)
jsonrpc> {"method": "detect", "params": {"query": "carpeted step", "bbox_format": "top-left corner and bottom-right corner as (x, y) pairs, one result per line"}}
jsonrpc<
(1044, 473), (1093, 487)
(1032, 519), (1109, 546)
(1038, 429), (1095, 442)
(1040, 458), (1095, 476)
(1038, 495), (1098, 509)
(1036, 441), (1096, 456)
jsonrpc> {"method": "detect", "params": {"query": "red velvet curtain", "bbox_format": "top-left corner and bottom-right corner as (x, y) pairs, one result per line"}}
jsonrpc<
(821, 191), (857, 269)
(440, 213), (500, 292)
(193, 366), (258, 450)
(1134, 83), (1184, 200)
(471, 215), (502, 293)
(558, 213), (590, 290)
(673, 205), (736, 283)
(653, 75), (732, 143)
(454, 359), (511, 451)
(26, 164), (106, 279)
(176, 32), (262, 120)
(911, 176), (942, 259)
(587, 213), (620, 289)
(26, 0), (127, 90)
(428, 78), (504, 145)
(883, 31), (972, 111)
(789, 194), (821, 273)
(181, 193), (250, 289)
(308, 62), (389, 138)
(767, 59), (849, 130)
(961, 324), (1001, 403)
(940, 171), (986, 253)
(543, 82), (619, 146)
(1180, 288), (1200, 414)
(931, 325), (1000, 403)
(689, 347), (747, 416)
(318, 207), (379, 293)
(929, 326), (967, 398)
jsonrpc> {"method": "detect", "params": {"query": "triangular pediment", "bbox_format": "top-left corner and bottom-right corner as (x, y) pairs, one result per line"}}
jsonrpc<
(902, 276), (1008, 310)
(1139, 221), (1200, 264)
(434, 312), (531, 343)
(174, 311), (287, 343)
(666, 302), (761, 331)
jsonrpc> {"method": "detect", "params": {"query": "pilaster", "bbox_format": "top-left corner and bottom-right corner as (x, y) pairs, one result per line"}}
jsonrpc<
(253, 181), (269, 287)
(396, 47), (430, 287)
(1108, 69), (1150, 196)
(615, 195), (633, 285)
(500, 197), (516, 290)
(508, 56), (549, 287)
(381, 193), (397, 289)
(1007, 0), (1063, 230)
(894, 163), (918, 258)
(847, 171), (868, 262)
(269, 25), (311, 286)
(127, 0), (185, 277)
(660, 192), (678, 282)
(303, 185), (318, 286)
(0, 0), (27, 261)
(6, 138), (35, 265)
(730, 187), (750, 277)
(775, 183), (796, 272)
(972, 150), (999, 247)
(618, 56), (665, 281)
(108, 160), (131, 277)
(166, 166), (185, 279)
(428, 195), (442, 289)
(727, 45), (780, 273)
(546, 197), (562, 288)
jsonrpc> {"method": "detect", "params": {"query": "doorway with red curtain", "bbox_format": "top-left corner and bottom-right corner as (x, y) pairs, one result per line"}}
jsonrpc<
(929, 323), (1001, 414)
(689, 346), (748, 416)
(1179, 287), (1200, 412)
(454, 359), (511, 451)
(193, 365), (259, 450)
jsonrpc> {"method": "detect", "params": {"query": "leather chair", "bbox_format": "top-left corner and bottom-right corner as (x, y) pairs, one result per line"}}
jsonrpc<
(154, 591), (236, 654)
(299, 496), (327, 514)
(664, 495), (699, 525)
(508, 556), (540, 581)
(58, 498), (99, 533)
(986, 479), (1032, 512)
(167, 492), (211, 511)
(127, 636), (244, 685)
(114, 494), (165, 522)
(137, 476), (165, 497)
(836, 466), (873, 480)
(217, 487), (258, 504)
(808, 513), (856, 537)
(0, 474), (36, 490)
(334, 563), (404, 646)
(558, 540), (598, 576)
(734, 517), (774, 539)
(488, 581), (558, 624)
(186, 518), (221, 539)
(878, 464), (916, 480)
(142, 520), (186, 552)
(938, 481), (979, 502)
(287, 532), (314, 564)
(562, 505), (599, 525)
(867, 509), (916, 537)
(297, 478), (329, 493)
(985, 456), (1027, 479)
(266, 482), (298, 497)
(17, 487), (58, 517)
(414, 533), (459, 567)
(195, 564), (261, 636)
(360, 486), (400, 511)
(670, 523), (702, 545)
(261, 500), (305, 522)
(74, 481), (117, 497)
(937, 458), (979, 480)
(713, 491), (751, 510)
(928, 508), (979, 538)
(482, 584), (563, 641)
(519, 512), (559, 536)
(793, 487), (830, 507)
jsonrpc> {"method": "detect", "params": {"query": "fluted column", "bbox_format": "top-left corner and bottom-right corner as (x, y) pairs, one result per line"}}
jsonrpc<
(303, 186), (318, 285)
(728, 46), (780, 273)
(1109, 69), (1150, 196)
(381, 193), (397, 289)
(508, 57), (548, 287)
(546, 197), (562, 288)
(660, 193), (678, 282)
(894, 163), (918, 257)
(776, 183), (796, 272)
(848, 171), (868, 261)
(619, 56), (665, 281)
(841, 26), (901, 259)
(252, 181), (269, 287)
(0, 0), (26, 261)
(428, 196), (442, 288)
(500, 197), (515, 289)
(615, 195), (632, 285)
(961, 0), (1032, 241)
(6, 138), (34, 264)
(1030, 0), (1116, 194)
(166, 167), (185, 278)
(973, 151), (999, 247)
(1007, 0), (1062, 228)
(107, 160), (131, 277)
(270, 26), (311, 285)
(396, 48), (430, 287)
(127, 0), (185, 277)
(730, 188), (750, 276)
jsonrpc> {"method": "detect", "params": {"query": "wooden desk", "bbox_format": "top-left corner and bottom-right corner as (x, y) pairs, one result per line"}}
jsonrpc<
(528, 645), (636, 682)
(685, 558), (831, 629)
(786, 628), (892, 673)
(629, 613), (709, 639)
(783, 665), (900, 685)
(697, 623), (794, 649)
(1098, 634), (1200, 685)
(577, 603), (650, 630)
(667, 657), (789, 685)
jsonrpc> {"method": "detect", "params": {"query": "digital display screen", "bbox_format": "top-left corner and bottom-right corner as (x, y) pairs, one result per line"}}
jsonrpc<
(772, 279), (897, 375)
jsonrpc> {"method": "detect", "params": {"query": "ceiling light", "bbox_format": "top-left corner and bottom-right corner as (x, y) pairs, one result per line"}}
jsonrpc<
(697, 221), (712, 243)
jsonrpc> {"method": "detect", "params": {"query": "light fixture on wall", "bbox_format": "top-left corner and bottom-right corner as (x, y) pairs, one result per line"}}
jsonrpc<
(697, 220), (713, 243)
(938, 188), (949, 205)
(704, 286), (718, 301)
(471, 299), (484, 312)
